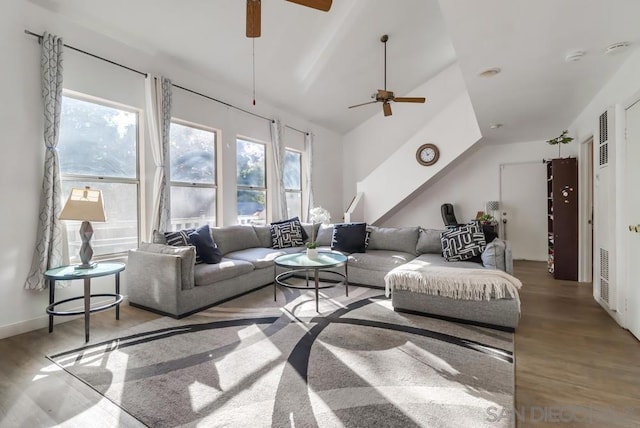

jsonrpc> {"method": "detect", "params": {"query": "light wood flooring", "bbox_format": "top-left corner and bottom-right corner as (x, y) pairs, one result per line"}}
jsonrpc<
(0, 260), (639, 427)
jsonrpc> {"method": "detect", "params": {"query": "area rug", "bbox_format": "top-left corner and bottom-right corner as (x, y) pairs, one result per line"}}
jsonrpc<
(49, 284), (515, 427)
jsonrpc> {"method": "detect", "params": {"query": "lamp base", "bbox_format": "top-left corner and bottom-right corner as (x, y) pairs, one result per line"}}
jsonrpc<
(74, 262), (97, 270)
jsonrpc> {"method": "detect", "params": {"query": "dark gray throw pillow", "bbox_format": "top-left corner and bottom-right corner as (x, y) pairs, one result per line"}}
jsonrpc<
(331, 222), (367, 254)
(188, 224), (222, 264)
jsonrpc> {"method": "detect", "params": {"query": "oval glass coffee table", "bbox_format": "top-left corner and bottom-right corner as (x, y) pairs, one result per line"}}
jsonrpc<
(274, 251), (348, 312)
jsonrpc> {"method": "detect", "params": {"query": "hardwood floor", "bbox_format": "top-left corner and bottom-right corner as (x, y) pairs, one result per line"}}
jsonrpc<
(0, 260), (638, 427)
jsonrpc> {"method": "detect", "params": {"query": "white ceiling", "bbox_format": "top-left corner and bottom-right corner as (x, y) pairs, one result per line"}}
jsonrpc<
(29, 0), (640, 142)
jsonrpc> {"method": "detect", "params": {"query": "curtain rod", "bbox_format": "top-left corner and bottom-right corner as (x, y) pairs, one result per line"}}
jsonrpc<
(25, 29), (310, 134)
(25, 29), (147, 77)
(285, 124), (309, 136)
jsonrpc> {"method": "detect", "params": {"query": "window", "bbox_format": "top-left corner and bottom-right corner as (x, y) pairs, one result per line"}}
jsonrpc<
(169, 121), (217, 230)
(58, 94), (140, 258)
(284, 149), (302, 219)
(236, 139), (267, 225)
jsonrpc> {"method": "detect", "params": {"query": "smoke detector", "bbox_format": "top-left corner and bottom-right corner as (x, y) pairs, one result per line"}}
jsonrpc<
(565, 50), (586, 62)
(605, 42), (630, 55)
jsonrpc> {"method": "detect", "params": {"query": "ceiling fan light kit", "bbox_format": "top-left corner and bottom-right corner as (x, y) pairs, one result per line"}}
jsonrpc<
(348, 34), (426, 117)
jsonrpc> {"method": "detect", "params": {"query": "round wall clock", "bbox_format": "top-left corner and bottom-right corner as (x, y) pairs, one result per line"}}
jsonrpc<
(416, 143), (439, 166)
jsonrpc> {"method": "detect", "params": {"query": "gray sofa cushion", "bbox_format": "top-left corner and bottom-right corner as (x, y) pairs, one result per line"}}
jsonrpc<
(414, 253), (483, 270)
(210, 225), (261, 255)
(138, 242), (196, 289)
(253, 225), (273, 248)
(417, 228), (445, 254)
(194, 258), (255, 286)
(367, 226), (420, 256)
(348, 250), (416, 271)
(226, 247), (290, 269)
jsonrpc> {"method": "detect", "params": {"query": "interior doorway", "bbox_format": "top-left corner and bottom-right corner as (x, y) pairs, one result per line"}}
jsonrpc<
(579, 137), (594, 282)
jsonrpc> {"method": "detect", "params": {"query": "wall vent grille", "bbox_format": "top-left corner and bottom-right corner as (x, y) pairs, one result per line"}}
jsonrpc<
(599, 111), (609, 167)
(599, 111), (608, 143)
(601, 279), (610, 303)
(600, 247), (609, 280)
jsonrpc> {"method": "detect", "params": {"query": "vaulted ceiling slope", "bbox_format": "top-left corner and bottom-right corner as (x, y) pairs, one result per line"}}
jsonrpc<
(28, 0), (640, 140)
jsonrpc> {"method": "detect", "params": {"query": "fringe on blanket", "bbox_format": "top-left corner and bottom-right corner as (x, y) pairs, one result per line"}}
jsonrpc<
(384, 268), (522, 303)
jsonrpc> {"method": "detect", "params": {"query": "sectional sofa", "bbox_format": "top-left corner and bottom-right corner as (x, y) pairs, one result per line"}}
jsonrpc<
(126, 223), (518, 327)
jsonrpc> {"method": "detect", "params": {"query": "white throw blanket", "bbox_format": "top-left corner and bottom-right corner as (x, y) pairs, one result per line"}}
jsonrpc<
(384, 262), (523, 308)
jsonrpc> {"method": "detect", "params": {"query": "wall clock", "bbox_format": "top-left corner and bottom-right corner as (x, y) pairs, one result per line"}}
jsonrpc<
(416, 143), (439, 166)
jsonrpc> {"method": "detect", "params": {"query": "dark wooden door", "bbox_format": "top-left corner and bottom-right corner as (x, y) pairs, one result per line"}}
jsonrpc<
(552, 158), (578, 280)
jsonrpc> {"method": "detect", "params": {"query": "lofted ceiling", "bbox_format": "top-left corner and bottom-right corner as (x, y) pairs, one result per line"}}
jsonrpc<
(28, 0), (640, 142)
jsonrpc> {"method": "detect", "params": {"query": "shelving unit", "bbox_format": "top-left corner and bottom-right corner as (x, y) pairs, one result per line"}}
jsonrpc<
(546, 158), (578, 280)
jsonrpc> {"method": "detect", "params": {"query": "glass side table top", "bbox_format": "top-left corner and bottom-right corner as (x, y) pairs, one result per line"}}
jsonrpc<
(274, 252), (347, 268)
(44, 262), (125, 280)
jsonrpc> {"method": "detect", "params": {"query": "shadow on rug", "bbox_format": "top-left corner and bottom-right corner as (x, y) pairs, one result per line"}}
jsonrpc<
(49, 284), (515, 427)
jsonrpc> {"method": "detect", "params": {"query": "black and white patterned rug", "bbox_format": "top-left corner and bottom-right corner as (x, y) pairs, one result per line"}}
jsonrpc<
(49, 283), (515, 427)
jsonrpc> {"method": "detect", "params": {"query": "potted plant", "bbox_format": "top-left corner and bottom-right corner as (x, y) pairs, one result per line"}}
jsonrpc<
(546, 130), (574, 158)
(306, 225), (319, 258)
(477, 213), (494, 224)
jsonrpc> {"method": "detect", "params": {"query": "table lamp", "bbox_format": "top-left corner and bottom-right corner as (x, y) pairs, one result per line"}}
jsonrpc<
(485, 200), (500, 220)
(60, 186), (106, 269)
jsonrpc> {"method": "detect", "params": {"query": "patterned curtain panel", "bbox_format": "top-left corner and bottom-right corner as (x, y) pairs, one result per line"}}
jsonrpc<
(270, 119), (288, 221)
(146, 75), (172, 236)
(24, 32), (65, 291)
(304, 132), (314, 223)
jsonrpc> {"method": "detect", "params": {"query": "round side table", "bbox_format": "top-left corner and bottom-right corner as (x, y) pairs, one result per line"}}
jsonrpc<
(45, 262), (125, 342)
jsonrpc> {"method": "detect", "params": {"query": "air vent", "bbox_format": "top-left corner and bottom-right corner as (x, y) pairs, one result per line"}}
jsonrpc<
(599, 111), (608, 143)
(600, 247), (609, 280)
(601, 279), (610, 303)
(598, 111), (609, 167)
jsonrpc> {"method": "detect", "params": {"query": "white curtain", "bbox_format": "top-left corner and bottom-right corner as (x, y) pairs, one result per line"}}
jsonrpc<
(270, 119), (288, 221)
(24, 32), (65, 291)
(304, 132), (315, 222)
(146, 75), (172, 236)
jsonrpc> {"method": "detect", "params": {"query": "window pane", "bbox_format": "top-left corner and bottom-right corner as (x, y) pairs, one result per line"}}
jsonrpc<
(170, 123), (216, 184)
(62, 181), (138, 257)
(284, 151), (301, 190)
(59, 96), (137, 178)
(170, 187), (216, 231)
(236, 140), (265, 187)
(237, 189), (266, 225)
(286, 191), (302, 219)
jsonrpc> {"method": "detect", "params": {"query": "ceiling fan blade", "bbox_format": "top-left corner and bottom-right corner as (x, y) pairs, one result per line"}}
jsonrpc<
(286, 0), (332, 12)
(383, 102), (392, 117)
(246, 0), (261, 38)
(393, 97), (426, 103)
(348, 100), (378, 109)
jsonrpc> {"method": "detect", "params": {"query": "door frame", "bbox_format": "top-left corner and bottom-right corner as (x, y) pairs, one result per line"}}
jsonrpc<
(578, 136), (594, 283)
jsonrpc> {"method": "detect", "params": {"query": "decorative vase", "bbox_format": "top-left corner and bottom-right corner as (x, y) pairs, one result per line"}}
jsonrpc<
(306, 248), (318, 259)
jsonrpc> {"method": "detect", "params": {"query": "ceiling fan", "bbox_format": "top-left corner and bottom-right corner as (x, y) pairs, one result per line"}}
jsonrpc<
(348, 34), (426, 117)
(246, 0), (332, 38)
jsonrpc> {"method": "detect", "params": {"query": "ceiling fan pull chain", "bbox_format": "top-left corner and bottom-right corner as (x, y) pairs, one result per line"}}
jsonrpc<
(252, 38), (256, 106)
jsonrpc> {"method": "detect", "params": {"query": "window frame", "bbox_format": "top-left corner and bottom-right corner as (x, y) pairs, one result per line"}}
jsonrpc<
(169, 118), (219, 230)
(236, 137), (268, 225)
(59, 90), (143, 260)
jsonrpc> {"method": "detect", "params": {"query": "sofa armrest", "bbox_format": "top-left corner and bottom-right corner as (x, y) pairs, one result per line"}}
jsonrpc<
(504, 240), (514, 275)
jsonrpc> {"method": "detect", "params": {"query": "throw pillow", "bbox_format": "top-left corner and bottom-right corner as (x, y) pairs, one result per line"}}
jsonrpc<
(481, 238), (507, 271)
(164, 229), (195, 246)
(271, 216), (308, 241)
(270, 221), (304, 249)
(187, 224), (222, 264)
(440, 222), (487, 261)
(315, 224), (334, 246)
(331, 222), (367, 254)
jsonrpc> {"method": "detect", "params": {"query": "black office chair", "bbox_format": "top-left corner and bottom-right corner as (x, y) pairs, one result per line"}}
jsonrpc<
(441, 203), (462, 228)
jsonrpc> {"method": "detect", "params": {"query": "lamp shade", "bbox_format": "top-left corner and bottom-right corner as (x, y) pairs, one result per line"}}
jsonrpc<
(60, 186), (106, 222)
(485, 200), (500, 212)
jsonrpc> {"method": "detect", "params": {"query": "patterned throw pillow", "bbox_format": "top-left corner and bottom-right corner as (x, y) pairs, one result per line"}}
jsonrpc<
(272, 216), (308, 241)
(270, 221), (304, 249)
(164, 229), (195, 247)
(440, 222), (487, 261)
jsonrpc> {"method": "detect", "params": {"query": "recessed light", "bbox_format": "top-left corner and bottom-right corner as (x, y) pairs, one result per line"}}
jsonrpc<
(605, 42), (630, 55)
(489, 123), (503, 129)
(478, 67), (501, 78)
(565, 50), (586, 62)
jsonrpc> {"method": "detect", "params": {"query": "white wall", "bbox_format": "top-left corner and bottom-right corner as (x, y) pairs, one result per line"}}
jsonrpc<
(0, 1), (343, 338)
(568, 48), (640, 326)
(381, 139), (578, 261)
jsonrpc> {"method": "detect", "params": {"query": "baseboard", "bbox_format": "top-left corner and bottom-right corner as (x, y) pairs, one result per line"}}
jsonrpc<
(0, 295), (130, 340)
